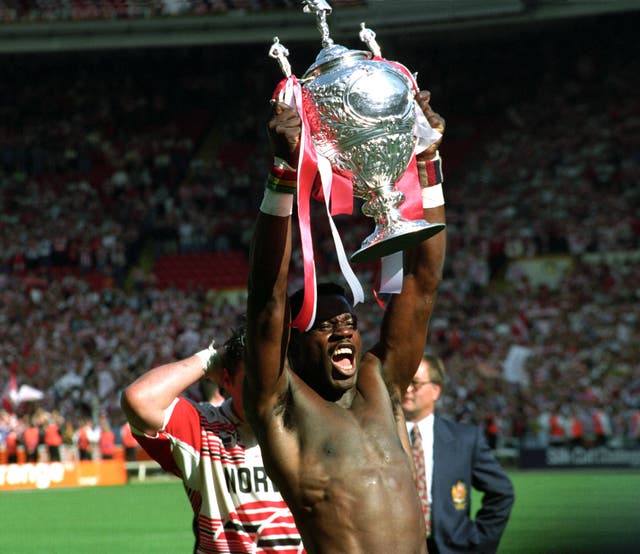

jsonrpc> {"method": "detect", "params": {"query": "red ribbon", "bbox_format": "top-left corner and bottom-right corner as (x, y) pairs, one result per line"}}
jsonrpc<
(272, 78), (318, 331)
(292, 91), (320, 331)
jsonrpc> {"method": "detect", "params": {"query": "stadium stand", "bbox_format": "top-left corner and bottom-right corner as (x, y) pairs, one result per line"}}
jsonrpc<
(0, 0), (366, 22)
(1, 9), (639, 465)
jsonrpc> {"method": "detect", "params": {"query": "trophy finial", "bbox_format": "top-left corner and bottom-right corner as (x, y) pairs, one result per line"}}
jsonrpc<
(302, 0), (334, 48)
(359, 22), (381, 58)
(269, 37), (292, 77)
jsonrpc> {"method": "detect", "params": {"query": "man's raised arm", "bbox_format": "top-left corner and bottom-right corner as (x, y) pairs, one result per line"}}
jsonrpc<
(245, 101), (301, 417)
(374, 90), (447, 395)
(120, 342), (219, 435)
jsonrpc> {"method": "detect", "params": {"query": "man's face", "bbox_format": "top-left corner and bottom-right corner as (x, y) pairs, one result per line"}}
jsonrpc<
(295, 294), (361, 396)
(401, 359), (441, 422)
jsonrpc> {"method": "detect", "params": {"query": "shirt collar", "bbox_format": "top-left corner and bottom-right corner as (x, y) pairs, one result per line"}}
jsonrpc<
(408, 412), (434, 435)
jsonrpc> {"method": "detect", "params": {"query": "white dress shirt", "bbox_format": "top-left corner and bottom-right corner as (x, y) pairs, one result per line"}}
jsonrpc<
(407, 413), (435, 503)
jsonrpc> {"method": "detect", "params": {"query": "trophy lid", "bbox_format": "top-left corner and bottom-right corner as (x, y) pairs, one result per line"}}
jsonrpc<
(301, 43), (372, 81)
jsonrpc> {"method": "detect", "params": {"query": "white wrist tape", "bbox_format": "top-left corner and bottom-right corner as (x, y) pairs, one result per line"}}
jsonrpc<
(260, 188), (294, 217)
(421, 184), (445, 208)
(195, 342), (217, 374)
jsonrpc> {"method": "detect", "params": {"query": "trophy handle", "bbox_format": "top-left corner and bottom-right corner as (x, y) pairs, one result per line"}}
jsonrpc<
(269, 37), (292, 78)
(359, 23), (381, 58)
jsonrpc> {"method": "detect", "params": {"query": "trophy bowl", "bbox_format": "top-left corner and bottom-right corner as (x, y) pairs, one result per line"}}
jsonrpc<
(301, 43), (444, 263)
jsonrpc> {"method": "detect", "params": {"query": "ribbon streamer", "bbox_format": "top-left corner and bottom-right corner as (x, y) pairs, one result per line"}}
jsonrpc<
(316, 154), (365, 308)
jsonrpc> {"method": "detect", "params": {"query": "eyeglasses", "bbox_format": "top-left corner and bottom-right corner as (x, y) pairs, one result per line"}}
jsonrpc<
(408, 380), (433, 391)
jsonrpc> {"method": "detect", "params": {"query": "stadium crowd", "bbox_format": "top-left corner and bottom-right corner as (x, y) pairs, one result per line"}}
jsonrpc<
(0, 0), (365, 22)
(1, 13), (639, 463)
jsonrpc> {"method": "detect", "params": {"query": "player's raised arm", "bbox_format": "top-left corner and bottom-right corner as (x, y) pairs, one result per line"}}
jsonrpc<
(120, 341), (218, 435)
(372, 90), (447, 397)
(245, 101), (301, 418)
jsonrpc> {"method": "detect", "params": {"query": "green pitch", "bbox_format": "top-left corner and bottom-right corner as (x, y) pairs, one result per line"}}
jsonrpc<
(0, 479), (193, 554)
(1, 470), (638, 553)
(495, 469), (640, 554)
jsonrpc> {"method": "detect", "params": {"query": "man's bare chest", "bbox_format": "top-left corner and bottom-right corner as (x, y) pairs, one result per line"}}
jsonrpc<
(295, 406), (409, 499)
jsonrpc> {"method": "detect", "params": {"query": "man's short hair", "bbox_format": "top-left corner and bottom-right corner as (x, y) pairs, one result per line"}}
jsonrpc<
(222, 325), (246, 377)
(423, 355), (446, 387)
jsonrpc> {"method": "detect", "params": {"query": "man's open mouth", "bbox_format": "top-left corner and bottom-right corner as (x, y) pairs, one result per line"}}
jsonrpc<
(331, 344), (355, 374)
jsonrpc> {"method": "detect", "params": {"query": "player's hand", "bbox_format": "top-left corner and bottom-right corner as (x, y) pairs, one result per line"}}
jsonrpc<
(415, 90), (445, 162)
(267, 101), (301, 168)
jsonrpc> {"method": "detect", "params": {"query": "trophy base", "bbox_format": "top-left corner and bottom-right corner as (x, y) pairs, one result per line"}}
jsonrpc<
(350, 220), (446, 264)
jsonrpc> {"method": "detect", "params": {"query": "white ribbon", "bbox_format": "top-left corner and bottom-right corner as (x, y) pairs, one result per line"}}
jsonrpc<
(414, 99), (442, 155)
(316, 154), (365, 306)
(379, 252), (404, 294)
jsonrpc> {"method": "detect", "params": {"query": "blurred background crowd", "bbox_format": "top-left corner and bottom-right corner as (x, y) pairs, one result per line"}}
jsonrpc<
(0, 3), (639, 464)
(0, 0), (365, 22)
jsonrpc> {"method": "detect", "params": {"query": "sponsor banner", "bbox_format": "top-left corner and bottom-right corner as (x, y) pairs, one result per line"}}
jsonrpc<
(506, 255), (573, 290)
(0, 460), (127, 491)
(520, 446), (640, 469)
(582, 249), (640, 266)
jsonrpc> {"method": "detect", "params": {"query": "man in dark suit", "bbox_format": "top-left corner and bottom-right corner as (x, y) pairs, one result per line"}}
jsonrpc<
(403, 355), (515, 554)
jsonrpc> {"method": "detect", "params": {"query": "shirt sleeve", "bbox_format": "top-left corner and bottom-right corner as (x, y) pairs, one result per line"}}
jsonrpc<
(132, 396), (202, 478)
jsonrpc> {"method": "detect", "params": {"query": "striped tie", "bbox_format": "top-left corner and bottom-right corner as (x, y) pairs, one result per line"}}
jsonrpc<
(411, 425), (431, 537)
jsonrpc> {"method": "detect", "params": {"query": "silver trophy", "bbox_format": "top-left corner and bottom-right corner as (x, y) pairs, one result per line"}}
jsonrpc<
(270, 0), (445, 263)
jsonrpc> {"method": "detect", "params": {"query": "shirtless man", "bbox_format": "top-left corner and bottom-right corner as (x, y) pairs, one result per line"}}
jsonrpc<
(245, 90), (447, 554)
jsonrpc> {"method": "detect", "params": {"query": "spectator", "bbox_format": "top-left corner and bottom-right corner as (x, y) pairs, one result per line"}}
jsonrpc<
(98, 417), (116, 460)
(568, 410), (585, 447)
(22, 417), (41, 463)
(75, 418), (96, 461)
(5, 426), (19, 464)
(43, 411), (64, 462)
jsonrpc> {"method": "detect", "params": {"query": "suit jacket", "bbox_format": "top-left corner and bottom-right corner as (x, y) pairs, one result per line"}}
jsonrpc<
(428, 416), (515, 554)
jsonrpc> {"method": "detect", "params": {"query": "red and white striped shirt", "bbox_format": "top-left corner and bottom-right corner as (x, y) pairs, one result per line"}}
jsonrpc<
(134, 397), (304, 554)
